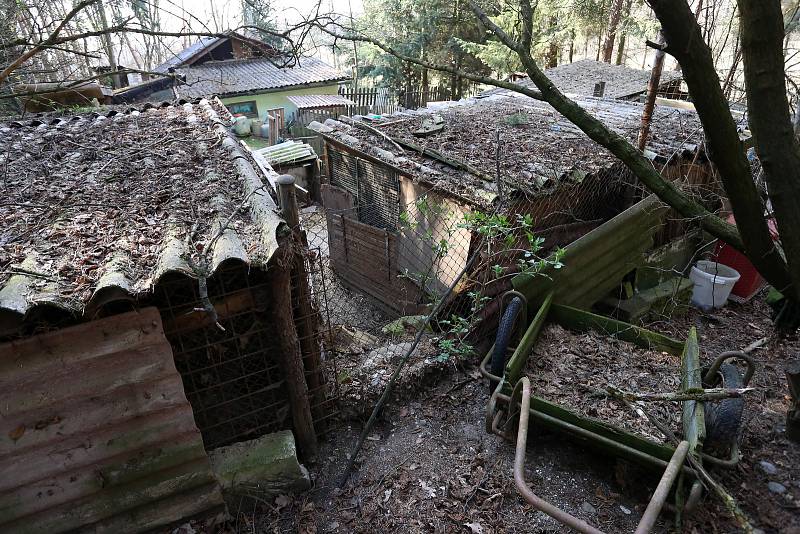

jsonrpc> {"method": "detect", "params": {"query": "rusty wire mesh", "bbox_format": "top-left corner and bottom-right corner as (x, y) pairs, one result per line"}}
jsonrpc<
(153, 263), (292, 450)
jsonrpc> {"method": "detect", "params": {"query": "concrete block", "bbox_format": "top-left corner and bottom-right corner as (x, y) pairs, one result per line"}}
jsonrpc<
(606, 276), (693, 323)
(209, 430), (311, 499)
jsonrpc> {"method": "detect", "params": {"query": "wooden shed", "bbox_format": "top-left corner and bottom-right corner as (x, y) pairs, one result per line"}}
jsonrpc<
(308, 93), (723, 321)
(0, 99), (326, 530)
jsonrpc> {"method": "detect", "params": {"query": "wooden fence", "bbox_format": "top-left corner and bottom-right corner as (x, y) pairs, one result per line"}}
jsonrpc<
(288, 84), (483, 129)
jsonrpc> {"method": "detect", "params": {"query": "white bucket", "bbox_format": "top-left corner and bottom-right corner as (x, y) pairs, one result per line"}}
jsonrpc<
(689, 260), (741, 310)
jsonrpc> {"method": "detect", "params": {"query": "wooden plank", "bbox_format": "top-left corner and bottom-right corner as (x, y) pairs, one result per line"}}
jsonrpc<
(321, 184), (355, 216)
(681, 327), (706, 454)
(550, 304), (685, 354)
(0, 308), (223, 532)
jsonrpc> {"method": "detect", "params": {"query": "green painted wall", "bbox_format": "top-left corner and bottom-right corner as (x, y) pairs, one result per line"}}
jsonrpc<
(221, 84), (340, 122)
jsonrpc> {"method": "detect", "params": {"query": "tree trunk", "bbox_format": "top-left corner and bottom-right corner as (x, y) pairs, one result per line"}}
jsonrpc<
(648, 0), (793, 298)
(545, 16), (559, 68)
(95, 3), (121, 88)
(738, 0), (800, 298)
(595, 34), (602, 61)
(569, 29), (575, 63)
(602, 0), (626, 62)
(615, 0), (633, 65)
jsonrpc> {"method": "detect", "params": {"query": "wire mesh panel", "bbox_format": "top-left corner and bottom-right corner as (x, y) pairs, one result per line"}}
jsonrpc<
(328, 147), (400, 231)
(152, 263), (292, 450)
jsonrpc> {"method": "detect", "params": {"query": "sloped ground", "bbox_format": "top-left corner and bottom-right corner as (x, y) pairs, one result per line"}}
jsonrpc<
(238, 294), (798, 533)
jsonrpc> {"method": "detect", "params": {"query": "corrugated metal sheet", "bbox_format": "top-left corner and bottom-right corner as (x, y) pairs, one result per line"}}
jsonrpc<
(482, 59), (683, 100)
(256, 140), (316, 165)
(177, 57), (348, 99)
(310, 94), (706, 207)
(0, 307), (225, 533)
(0, 98), (284, 337)
(512, 195), (669, 308)
(286, 94), (356, 109)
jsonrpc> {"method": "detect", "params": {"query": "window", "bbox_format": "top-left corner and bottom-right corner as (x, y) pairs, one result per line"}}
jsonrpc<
(227, 101), (258, 118)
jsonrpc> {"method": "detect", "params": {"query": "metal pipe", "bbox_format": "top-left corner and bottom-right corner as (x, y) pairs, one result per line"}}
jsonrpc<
(496, 390), (696, 474)
(514, 377), (607, 534)
(634, 440), (690, 534)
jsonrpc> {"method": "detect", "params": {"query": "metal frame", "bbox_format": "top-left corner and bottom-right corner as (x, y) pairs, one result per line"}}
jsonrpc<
(482, 291), (745, 532)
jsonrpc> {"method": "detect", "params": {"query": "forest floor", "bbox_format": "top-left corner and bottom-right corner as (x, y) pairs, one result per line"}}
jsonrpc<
(235, 293), (798, 534)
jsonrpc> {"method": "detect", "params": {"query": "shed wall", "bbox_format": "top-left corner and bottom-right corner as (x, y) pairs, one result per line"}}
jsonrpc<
(0, 307), (225, 533)
(222, 84), (340, 123)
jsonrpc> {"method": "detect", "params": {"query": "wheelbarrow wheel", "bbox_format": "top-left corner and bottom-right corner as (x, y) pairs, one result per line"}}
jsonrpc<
(704, 363), (745, 454)
(490, 296), (523, 394)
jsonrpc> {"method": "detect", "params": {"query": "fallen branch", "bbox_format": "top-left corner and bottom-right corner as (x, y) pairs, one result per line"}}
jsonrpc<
(389, 136), (497, 183)
(743, 337), (768, 353)
(599, 385), (755, 403)
(338, 116), (405, 154)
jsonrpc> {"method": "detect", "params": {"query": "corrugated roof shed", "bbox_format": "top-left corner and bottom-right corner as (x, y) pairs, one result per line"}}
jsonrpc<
(286, 94), (356, 109)
(0, 307), (225, 532)
(309, 93), (705, 206)
(177, 57), (349, 99)
(483, 59), (683, 100)
(0, 98), (284, 336)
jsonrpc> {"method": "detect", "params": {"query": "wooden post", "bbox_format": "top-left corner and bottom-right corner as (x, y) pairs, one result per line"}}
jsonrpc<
(272, 246), (317, 459)
(638, 32), (666, 151)
(278, 174), (300, 229)
(278, 174), (326, 432)
(786, 361), (800, 443)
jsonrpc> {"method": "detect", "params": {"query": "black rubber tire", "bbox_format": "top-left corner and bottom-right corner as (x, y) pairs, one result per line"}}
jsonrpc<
(704, 363), (745, 453)
(489, 296), (523, 394)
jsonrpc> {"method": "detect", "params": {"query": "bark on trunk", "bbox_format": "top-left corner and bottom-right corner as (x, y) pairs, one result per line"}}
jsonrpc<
(602, 0), (626, 63)
(649, 0), (793, 297)
(738, 0), (800, 298)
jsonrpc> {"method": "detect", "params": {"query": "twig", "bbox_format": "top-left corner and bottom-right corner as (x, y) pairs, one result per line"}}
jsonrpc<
(3, 267), (55, 280)
(742, 337), (768, 354)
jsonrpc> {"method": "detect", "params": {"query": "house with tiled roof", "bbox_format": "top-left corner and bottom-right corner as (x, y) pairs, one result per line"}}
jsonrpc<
(148, 31), (349, 126)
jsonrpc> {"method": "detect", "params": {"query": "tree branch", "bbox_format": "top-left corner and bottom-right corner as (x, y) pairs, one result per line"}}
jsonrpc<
(648, 0), (794, 298)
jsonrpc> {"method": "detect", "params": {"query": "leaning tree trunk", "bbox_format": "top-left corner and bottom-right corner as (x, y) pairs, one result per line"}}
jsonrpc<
(648, 0), (794, 299)
(737, 0), (800, 299)
(602, 0), (626, 62)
